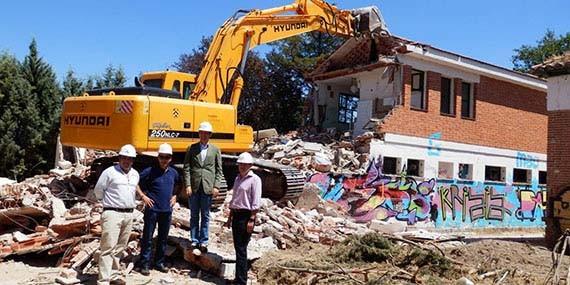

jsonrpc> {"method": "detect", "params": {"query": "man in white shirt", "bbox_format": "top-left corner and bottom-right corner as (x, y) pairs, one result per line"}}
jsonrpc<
(94, 144), (140, 285)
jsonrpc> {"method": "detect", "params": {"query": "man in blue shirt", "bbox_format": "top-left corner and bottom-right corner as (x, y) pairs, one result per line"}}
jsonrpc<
(136, 143), (181, 275)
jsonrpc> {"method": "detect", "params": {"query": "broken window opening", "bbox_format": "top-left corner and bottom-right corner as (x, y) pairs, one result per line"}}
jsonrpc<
(539, 171), (547, 185)
(338, 93), (358, 124)
(438, 161), (454, 179)
(382, 156), (400, 175)
(406, 159), (424, 177)
(485, 165), (505, 182)
(458, 163), (473, 180)
(513, 168), (532, 184)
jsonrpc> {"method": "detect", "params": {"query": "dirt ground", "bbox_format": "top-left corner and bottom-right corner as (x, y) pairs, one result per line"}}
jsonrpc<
(1, 236), (567, 285)
(254, 236), (570, 285)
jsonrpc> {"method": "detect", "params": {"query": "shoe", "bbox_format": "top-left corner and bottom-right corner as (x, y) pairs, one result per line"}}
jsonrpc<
(139, 266), (150, 276)
(199, 244), (208, 254)
(191, 242), (198, 249)
(155, 264), (169, 273)
(110, 279), (127, 285)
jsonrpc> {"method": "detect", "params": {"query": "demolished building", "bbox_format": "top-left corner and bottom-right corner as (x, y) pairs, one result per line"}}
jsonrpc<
(307, 35), (549, 229)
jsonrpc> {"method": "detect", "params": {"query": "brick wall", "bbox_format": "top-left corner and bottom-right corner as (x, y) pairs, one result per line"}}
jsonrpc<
(379, 65), (548, 153)
(546, 110), (570, 247)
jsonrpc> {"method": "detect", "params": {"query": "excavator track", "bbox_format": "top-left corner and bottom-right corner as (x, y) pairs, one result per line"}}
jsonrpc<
(221, 155), (306, 204)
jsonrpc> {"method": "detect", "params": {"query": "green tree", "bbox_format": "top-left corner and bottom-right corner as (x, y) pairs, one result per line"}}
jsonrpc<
(21, 39), (62, 173)
(95, 64), (127, 88)
(512, 29), (570, 73)
(62, 68), (84, 98)
(0, 53), (45, 179)
(174, 36), (212, 74)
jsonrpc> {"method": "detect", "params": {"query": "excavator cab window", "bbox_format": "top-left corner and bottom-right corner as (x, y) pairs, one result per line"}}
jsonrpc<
(182, 81), (195, 100)
(172, 80), (181, 94)
(142, 79), (163, 88)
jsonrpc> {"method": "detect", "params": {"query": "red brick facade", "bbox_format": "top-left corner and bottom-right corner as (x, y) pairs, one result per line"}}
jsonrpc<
(379, 65), (548, 154)
(545, 110), (570, 246)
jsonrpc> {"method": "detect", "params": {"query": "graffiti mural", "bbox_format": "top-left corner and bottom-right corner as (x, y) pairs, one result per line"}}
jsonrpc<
(307, 156), (546, 228)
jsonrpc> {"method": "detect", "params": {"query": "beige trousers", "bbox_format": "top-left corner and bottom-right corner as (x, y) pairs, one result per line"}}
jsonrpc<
(98, 210), (133, 285)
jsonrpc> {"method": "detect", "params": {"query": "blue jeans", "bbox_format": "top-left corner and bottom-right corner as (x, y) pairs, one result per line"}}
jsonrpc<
(139, 209), (172, 268)
(189, 186), (212, 246)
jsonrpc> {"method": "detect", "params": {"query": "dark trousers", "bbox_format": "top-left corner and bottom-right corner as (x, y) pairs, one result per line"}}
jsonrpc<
(232, 210), (252, 285)
(139, 209), (172, 268)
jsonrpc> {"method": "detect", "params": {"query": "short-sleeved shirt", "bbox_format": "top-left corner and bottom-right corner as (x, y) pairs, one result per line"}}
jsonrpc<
(94, 165), (139, 209)
(139, 166), (181, 212)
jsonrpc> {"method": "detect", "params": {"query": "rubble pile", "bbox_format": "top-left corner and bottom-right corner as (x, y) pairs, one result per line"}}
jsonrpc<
(253, 130), (376, 176)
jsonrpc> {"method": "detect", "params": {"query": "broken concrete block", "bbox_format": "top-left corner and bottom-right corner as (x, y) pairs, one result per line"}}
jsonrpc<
(303, 142), (324, 153)
(273, 151), (286, 160)
(13, 231), (30, 242)
(312, 154), (332, 173)
(57, 160), (73, 170)
(50, 168), (73, 177)
(369, 220), (406, 233)
(51, 197), (67, 218)
(55, 277), (81, 285)
(220, 263), (236, 280)
(253, 128), (278, 140)
(295, 184), (323, 211)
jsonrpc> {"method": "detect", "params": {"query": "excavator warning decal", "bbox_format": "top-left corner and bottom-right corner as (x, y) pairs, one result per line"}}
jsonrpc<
(116, 100), (134, 114)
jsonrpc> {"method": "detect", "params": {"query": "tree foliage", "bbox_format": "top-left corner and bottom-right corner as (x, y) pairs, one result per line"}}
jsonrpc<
(62, 68), (84, 98)
(512, 29), (570, 73)
(95, 64), (127, 88)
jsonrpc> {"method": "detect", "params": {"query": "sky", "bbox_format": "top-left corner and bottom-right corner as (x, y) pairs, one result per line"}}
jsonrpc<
(0, 0), (568, 82)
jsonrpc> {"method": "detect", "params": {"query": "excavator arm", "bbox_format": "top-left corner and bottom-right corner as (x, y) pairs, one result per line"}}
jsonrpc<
(190, 0), (388, 106)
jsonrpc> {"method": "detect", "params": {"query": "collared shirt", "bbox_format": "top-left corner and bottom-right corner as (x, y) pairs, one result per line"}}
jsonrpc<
(229, 170), (262, 211)
(199, 143), (209, 163)
(94, 165), (139, 209)
(139, 166), (181, 212)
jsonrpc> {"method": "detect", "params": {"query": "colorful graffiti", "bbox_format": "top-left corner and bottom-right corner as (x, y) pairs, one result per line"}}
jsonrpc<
(308, 157), (546, 228)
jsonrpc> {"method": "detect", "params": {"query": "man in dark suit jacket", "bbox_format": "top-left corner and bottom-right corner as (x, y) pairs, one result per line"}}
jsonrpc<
(183, 121), (223, 255)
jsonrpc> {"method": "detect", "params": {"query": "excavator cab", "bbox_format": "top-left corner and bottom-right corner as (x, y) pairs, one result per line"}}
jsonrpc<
(139, 71), (197, 99)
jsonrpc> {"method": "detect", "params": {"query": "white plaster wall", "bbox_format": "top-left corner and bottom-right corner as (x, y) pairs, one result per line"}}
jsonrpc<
(354, 68), (398, 101)
(353, 100), (372, 136)
(370, 133), (547, 183)
(398, 54), (481, 83)
(316, 83), (352, 129)
(547, 74), (570, 111)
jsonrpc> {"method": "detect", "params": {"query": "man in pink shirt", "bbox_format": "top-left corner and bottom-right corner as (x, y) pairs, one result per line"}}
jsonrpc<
(224, 152), (261, 285)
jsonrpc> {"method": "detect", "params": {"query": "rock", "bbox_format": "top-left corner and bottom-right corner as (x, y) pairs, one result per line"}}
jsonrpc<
(55, 277), (81, 285)
(312, 154), (332, 173)
(49, 168), (73, 177)
(12, 231), (30, 242)
(254, 128), (278, 141)
(159, 277), (176, 284)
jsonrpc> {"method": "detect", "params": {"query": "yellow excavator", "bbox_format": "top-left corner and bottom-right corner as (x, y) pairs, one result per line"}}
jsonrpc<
(60, 0), (388, 206)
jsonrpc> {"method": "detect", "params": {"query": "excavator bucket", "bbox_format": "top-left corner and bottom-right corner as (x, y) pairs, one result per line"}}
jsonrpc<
(351, 6), (389, 35)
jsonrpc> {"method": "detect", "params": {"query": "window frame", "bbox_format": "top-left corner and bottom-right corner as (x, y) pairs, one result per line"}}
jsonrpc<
(461, 82), (475, 119)
(411, 69), (426, 110)
(512, 168), (532, 184)
(458, 163), (474, 180)
(440, 77), (455, 116)
(485, 165), (506, 183)
(438, 161), (454, 179)
(382, 156), (400, 175)
(406, 158), (424, 177)
(338, 93), (359, 124)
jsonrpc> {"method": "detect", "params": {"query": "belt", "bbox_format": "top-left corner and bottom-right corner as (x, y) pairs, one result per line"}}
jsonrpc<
(103, 207), (134, 213)
(231, 209), (252, 213)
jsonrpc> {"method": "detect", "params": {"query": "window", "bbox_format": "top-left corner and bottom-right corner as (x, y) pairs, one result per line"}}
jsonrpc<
(383, 157), (401, 175)
(438, 162), (454, 179)
(513, 168), (531, 184)
(182, 81), (195, 99)
(411, 69), (425, 110)
(440, 77), (454, 115)
(461, 82), (474, 118)
(485, 166), (505, 182)
(172, 80), (181, 93)
(539, 171), (547, 185)
(406, 159), (424, 177)
(458, 163), (473, 180)
(143, 79), (163, 88)
(338, 93), (358, 124)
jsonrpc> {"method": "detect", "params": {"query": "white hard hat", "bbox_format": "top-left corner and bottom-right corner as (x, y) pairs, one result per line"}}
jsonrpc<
(158, 143), (173, 155)
(237, 152), (254, 164)
(198, 121), (213, 133)
(118, 144), (137, 158)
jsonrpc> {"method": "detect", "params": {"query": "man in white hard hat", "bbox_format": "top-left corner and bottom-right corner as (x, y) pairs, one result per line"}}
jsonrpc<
(94, 144), (140, 285)
(135, 143), (181, 275)
(183, 121), (223, 255)
(224, 152), (261, 285)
